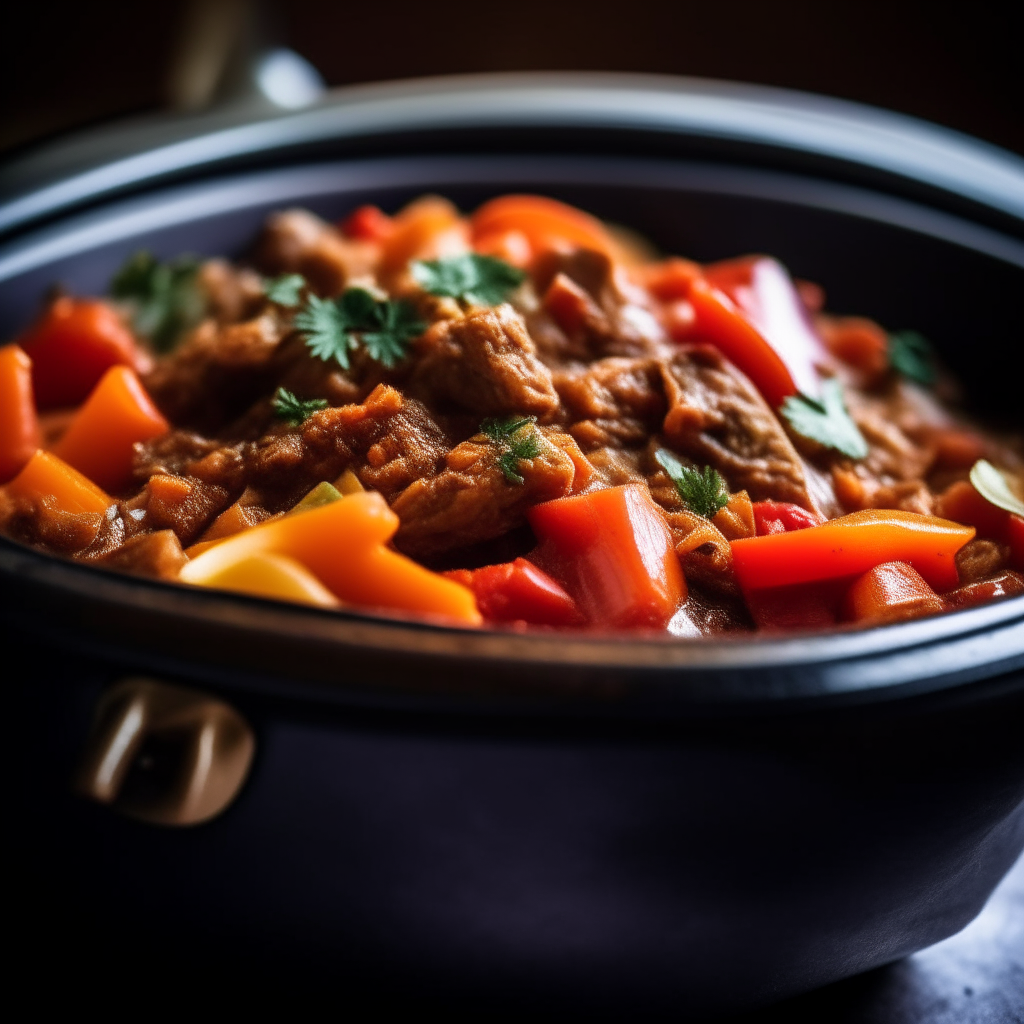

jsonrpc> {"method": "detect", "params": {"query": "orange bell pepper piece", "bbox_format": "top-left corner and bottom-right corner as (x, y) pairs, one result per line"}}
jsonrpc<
(842, 561), (944, 625)
(471, 195), (615, 263)
(731, 509), (975, 593)
(0, 345), (42, 483)
(53, 366), (169, 492)
(379, 196), (467, 274)
(17, 297), (150, 409)
(192, 552), (341, 608)
(5, 449), (110, 514)
(180, 491), (481, 625)
(528, 484), (686, 629)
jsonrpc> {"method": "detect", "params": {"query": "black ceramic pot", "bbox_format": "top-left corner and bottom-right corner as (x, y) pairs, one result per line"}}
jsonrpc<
(3, 75), (1024, 1016)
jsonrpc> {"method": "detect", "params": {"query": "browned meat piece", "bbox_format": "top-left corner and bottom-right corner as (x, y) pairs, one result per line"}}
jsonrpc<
(553, 357), (667, 450)
(406, 305), (560, 420)
(660, 345), (818, 510)
(140, 475), (233, 547)
(144, 314), (287, 433)
(533, 249), (668, 360)
(92, 531), (187, 579)
(134, 431), (224, 481)
(197, 259), (266, 324)
(251, 209), (378, 296)
(390, 427), (577, 559)
(955, 539), (1009, 585)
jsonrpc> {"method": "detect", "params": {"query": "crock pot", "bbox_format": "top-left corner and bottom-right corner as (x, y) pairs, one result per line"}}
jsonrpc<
(3, 74), (1023, 1015)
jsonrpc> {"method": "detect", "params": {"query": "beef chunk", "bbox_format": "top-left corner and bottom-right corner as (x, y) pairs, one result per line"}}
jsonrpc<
(554, 357), (667, 450)
(92, 530), (187, 579)
(407, 305), (560, 420)
(390, 427), (577, 559)
(660, 345), (817, 509)
(196, 259), (266, 324)
(251, 209), (377, 296)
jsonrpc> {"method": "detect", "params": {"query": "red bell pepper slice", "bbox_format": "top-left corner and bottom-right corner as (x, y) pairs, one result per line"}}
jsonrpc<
(340, 204), (394, 242)
(731, 509), (975, 593)
(528, 484), (686, 629)
(944, 570), (1024, 611)
(752, 500), (824, 536)
(17, 297), (151, 409)
(445, 558), (584, 627)
(1009, 515), (1024, 573)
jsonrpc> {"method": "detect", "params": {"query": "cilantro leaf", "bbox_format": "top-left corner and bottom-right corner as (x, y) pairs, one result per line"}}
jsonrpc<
(781, 378), (869, 459)
(481, 415), (541, 485)
(655, 449), (730, 519)
(412, 254), (526, 306)
(271, 387), (328, 426)
(110, 250), (205, 352)
(295, 288), (425, 370)
(265, 273), (306, 307)
(889, 330), (936, 387)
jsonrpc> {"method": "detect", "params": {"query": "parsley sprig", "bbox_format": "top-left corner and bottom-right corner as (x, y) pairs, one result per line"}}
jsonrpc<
(655, 450), (730, 520)
(110, 250), (205, 352)
(271, 387), (328, 426)
(295, 288), (425, 370)
(481, 416), (542, 485)
(265, 273), (306, 307)
(781, 378), (868, 460)
(412, 253), (526, 307)
(888, 330), (936, 387)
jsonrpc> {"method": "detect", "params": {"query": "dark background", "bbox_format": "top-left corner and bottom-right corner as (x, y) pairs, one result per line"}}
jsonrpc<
(2, 0), (1022, 159)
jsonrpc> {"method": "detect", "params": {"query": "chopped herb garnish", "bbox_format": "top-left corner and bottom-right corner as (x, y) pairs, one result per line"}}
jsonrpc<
(889, 329), (936, 387)
(655, 449), (730, 520)
(970, 459), (1024, 518)
(781, 378), (869, 459)
(294, 288), (425, 370)
(271, 387), (328, 425)
(110, 250), (205, 351)
(481, 415), (542, 485)
(411, 253), (526, 307)
(265, 273), (306, 307)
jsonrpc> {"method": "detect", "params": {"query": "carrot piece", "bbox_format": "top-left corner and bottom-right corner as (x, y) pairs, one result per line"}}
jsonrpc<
(528, 484), (686, 629)
(815, 316), (889, 377)
(0, 345), (42, 483)
(842, 561), (944, 625)
(180, 491), (481, 625)
(17, 297), (150, 409)
(471, 195), (615, 263)
(5, 449), (110, 514)
(643, 257), (703, 301)
(731, 509), (975, 593)
(379, 196), (467, 275)
(201, 501), (266, 543)
(53, 366), (169, 492)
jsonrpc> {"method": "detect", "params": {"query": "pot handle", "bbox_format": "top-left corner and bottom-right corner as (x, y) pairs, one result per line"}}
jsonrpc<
(75, 678), (255, 827)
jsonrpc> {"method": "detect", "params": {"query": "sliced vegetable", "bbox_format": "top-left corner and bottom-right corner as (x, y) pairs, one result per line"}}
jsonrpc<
(888, 330), (936, 387)
(288, 481), (342, 515)
(264, 274), (306, 307)
(687, 278), (801, 409)
(471, 195), (615, 262)
(412, 253), (526, 306)
(17, 297), (149, 409)
(380, 196), (466, 274)
(53, 366), (169, 492)
(340, 204), (394, 242)
(445, 558), (584, 627)
(1010, 515), (1024, 572)
(191, 552), (340, 608)
(969, 460), (1024, 518)
(5, 449), (110, 514)
(0, 345), (42, 483)
(842, 561), (944, 625)
(745, 579), (847, 632)
(943, 570), (1024, 611)
(704, 256), (825, 398)
(655, 450), (729, 519)
(780, 379), (868, 459)
(752, 500), (824, 536)
(200, 501), (269, 544)
(528, 484), (686, 629)
(731, 509), (975, 593)
(180, 491), (481, 625)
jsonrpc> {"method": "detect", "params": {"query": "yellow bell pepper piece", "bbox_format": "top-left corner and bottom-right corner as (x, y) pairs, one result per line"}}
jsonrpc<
(180, 491), (481, 625)
(192, 551), (340, 608)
